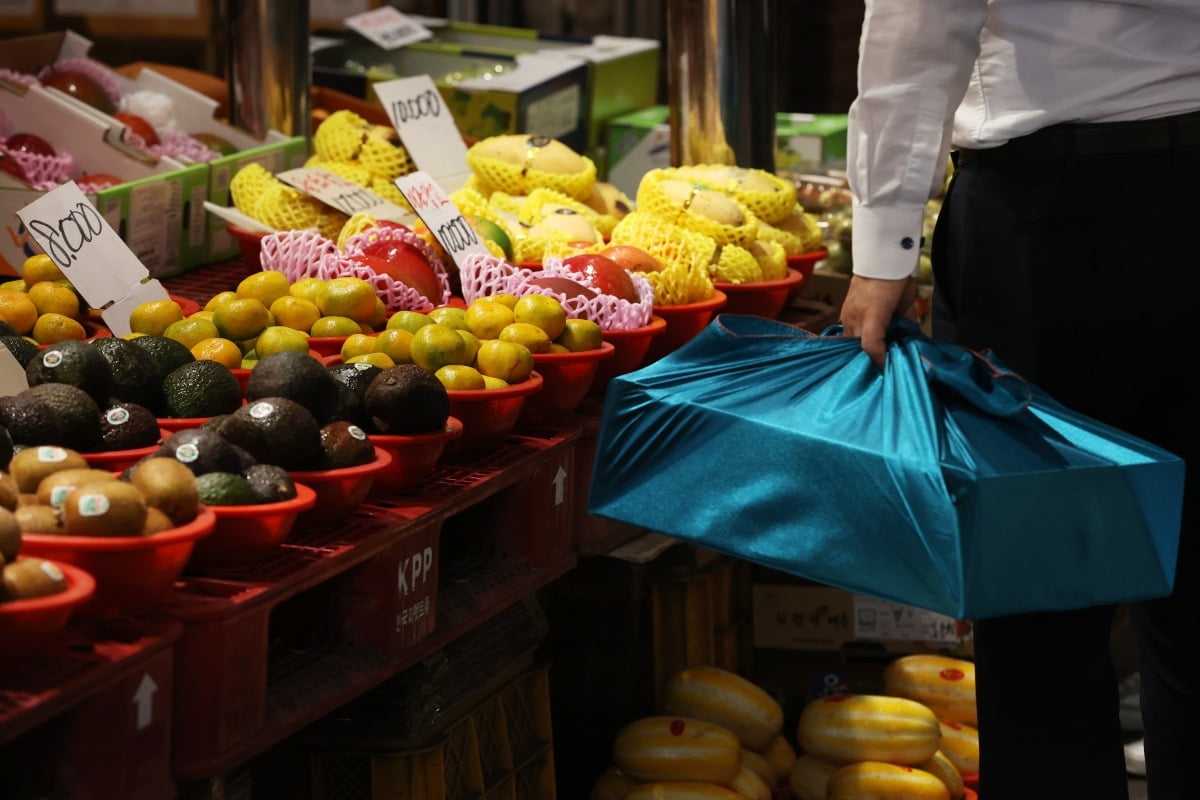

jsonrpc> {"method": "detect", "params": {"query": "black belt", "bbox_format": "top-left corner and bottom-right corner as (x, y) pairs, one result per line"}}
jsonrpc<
(954, 108), (1200, 166)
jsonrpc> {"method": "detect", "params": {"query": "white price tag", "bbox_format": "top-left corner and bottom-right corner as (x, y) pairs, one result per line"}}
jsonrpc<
(16, 181), (150, 309)
(394, 171), (489, 269)
(373, 75), (469, 186)
(276, 167), (413, 223)
(202, 201), (276, 234)
(0, 343), (29, 398)
(101, 279), (170, 339)
(344, 6), (432, 50)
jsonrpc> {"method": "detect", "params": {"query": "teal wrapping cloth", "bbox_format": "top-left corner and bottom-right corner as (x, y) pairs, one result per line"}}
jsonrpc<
(588, 315), (1185, 619)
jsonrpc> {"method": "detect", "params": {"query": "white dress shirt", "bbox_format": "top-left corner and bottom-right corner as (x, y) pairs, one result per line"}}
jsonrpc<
(848, 0), (1200, 281)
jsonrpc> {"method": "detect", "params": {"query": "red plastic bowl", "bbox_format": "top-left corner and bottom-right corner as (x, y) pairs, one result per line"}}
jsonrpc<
(589, 315), (668, 399)
(963, 774), (978, 791)
(368, 417), (464, 496)
(228, 222), (267, 269)
(0, 559), (95, 662)
(714, 267), (806, 319)
(186, 482), (318, 570)
(447, 371), (544, 450)
(786, 248), (828, 282)
(522, 342), (615, 423)
(964, 788), (978, 800)
(20, 507), (217, 620)
(645, 289), (728, 363)
(307, 336), (350, 358)
(288, 446), (394, 530)
(82, 428), (171, 473)
(157, 416), (214, 433)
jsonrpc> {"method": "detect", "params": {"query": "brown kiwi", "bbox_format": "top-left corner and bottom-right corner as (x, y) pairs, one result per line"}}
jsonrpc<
(2, 557), (68, 600)
(62, 482), (147, 537)
(141, 506), (174, 536)
(8, 447), (89, 494)
(0, 471), (18, 511)
(37, 469), (119, 509)
(18, 493), (39, 507)
(15, 504), (64, 535)
(129, 457), (200, 526)
(0, 506), (19, 562)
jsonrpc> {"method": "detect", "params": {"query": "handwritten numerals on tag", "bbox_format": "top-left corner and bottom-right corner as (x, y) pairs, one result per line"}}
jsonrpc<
(27, 201), (105, 267)
(437, 216), (481, 257)
(389, 88), (443, 124)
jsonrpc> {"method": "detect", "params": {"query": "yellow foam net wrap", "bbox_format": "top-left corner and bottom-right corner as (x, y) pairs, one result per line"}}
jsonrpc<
(775, 205), (827, 252)
(711, 245), (764, 284)
(312, 110), (371, 163)
(672, 164), (797, 225)
(229, 162), (277, 217)
(610, 211), (717, 305)
(636, 169), (759, 248)
(519, 187), (619, 238)
(336, 212), (380, 250)
(465, 135), (597, 201)
(251, 182), (322, 231)
(316, 208), (351, 241)
(486, 191), (527, 217)
(449, 186), (491, 219)
(358, 137), (414, 182)
(756, 217), (806, 256)
(304, 157), (373, 188)
(755, 239), (789, 280)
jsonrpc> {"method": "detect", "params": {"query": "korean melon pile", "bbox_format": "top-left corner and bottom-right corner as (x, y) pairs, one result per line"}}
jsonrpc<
(594, 657), (979, 800)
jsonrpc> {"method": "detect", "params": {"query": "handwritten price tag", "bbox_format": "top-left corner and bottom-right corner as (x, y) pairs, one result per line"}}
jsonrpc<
(0, 343), (29, 398)
(16, 181), (151, 308)
(394, 171), (489, 268)
(345, 6), (432, 50)
(373, 75), (469, 187)
(276, 167), (413, 223)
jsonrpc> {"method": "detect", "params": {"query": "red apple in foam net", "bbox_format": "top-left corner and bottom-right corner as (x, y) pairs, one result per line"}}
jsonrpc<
(561, 253), (641, 303)
(78, 173), (125, 190)
(5, 133), (56, 157)
(42, 70), (117, 114)
(350, 252), (442, 304)
(527, 275), (598, 300)
(114, 113), (160, 148)
(600, 244), (665, 274)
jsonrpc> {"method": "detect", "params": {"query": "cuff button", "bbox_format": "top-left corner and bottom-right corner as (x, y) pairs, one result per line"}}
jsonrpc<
(900, 236), (915, 250)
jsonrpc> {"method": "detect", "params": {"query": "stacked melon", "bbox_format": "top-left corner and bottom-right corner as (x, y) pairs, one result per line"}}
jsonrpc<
(789, 654), (978, 800)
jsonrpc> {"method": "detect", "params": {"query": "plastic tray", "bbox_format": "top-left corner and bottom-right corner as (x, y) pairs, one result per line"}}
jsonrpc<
(187, 483), (319, 570)
(645, 289), (727, 364)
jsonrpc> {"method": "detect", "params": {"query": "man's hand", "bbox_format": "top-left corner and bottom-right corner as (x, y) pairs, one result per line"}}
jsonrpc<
(839, 275), (918, 367)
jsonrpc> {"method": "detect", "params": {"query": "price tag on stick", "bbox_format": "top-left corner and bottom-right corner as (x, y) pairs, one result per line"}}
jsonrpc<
(276, 167), (414, 224)
(344, 6), (432, 50)
(394, 171), (489, 269)
(373, 75), (470, 188)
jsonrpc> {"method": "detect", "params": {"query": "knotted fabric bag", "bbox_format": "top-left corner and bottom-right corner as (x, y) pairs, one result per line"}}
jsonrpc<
(589, 315), (1184, 619)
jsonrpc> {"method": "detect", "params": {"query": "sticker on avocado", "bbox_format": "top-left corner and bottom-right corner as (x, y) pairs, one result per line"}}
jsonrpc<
(348, 425), (367, 441)
(175, 443), (200, 464)
(106, 407), (131, 426)
(250, 402), (275, 420)
(37, 446), (68, 463)
(40, 561), (64, 582)
(353, 362), (374, 372)
(42, 350), (63, 369)
(77, 494), (111, 517)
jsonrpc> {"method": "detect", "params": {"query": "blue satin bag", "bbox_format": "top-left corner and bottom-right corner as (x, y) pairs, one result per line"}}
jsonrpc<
(588, 315), (1185, 619)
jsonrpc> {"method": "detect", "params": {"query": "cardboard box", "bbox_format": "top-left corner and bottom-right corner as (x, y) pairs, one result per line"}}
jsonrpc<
(0, 81), (208, 278)
(312, 41), (589, 153)
(404, 20), (660, 164)
(605, 107), (850, 197)
(753, 578), (973, 657)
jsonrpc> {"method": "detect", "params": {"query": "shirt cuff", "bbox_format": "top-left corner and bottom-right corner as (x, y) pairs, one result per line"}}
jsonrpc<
(851, 204), (926, 280)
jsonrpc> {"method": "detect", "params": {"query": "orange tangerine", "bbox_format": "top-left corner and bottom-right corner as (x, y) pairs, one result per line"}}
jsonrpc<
(129, 299), (184, 336)
(190, 337), (244, 369)
(236, 270), (292, 308)
(269, 295), (321, 332)
(0, 289), (39, 334)
(21, 254), (65, 287)
(32, 312), (86, 345)
(317, 277), (377, 323)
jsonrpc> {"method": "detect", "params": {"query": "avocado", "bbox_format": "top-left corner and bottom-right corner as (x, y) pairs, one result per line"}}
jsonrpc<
(0, 320), (18, 337)
(62, 481), (148, 537)
(156, 428), (246, 476)
(327, 362), (383, 429)
(364, 364), (450, 435)
(91, 337), (164, 412)
(0, 335), (40, 369)
(99, 402), (161, 451)
(130, 334), (195, 378)
(217, 397), (323, 471)
(319, 421), (376, 469)
(0, 393), (65, 447)
(246, 351), (341, 424)
(243, 463), (297, 503)
(25, 339), (113, 408)
(161, 360), (243, 418)
(0, 424), (11, 470)
(24, 383), (103, 452)
(195, 472), (261, 506)
(201, 414), (232, 432)
(128, 456), (199, 525)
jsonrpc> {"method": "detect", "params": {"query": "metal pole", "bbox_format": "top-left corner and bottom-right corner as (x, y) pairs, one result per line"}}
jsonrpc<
(226, 0), (312, 140)
(666, 0), (777, 171)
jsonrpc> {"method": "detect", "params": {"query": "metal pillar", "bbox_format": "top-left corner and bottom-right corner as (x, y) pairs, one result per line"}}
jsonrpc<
(225, 0), (312, 139)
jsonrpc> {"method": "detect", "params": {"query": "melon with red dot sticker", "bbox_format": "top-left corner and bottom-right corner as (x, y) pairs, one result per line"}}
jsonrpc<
(883, 654), (977, 726)
(612, 716), (741, 784)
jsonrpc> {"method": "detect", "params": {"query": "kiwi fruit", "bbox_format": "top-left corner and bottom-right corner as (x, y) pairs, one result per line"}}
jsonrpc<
(37, 468), (119, 510)
(15, 504), (64, 535)
(142, 506), (175, 536)
(0, 506), (20, 562)
(128, 457), (200, 526)
(7, 446), (90, 494)
(2, 557), (68, 600)
(62, 481), (148, 537)
(0, 471), (18, 511)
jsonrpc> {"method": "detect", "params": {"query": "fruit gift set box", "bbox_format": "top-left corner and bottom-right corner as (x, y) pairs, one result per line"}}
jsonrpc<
(0, 29), (307, 273)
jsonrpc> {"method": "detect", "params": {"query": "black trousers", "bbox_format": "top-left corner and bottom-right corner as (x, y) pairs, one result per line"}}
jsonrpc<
(933, 126), (1200, 800)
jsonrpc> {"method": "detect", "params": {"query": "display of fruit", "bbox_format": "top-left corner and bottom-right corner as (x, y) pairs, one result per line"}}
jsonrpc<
(41, 67), (118, 114)
(0, 254), (98, 345)
(660, 665), (785, 752)
(0, 505), (69, 602)
(882, 654), (977, 727)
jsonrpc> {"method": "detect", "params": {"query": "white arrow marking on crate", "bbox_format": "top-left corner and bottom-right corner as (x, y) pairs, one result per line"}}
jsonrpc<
(553, 467), (567, 505)
(133, 674), (158, 730)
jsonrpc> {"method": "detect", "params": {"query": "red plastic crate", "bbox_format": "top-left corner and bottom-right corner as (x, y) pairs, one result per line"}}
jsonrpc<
(0, 618), (181, 800)
(164, 428), (579, 781)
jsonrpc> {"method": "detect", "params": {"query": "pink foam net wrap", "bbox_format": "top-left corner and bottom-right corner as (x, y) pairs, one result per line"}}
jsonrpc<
(0, 136), (75, 190)
(260, 228), (451, 313)
(341, 224), (453, 309)
(40, 58), (124, 108)
(149, 128), (221, 163)
(459, 253), (654, 331)
(0, 69), (39, 89)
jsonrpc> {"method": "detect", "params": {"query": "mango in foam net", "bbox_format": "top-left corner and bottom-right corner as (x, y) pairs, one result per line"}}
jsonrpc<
(636, 169), (759, 248)
(229, 162), (278, 217)
(313, 110), (372, 162)
(609, 211), (717, 305)
(672, 164), (797, 225)
(753, 239), (789, 280)
(465, 134), (597, 201)
(774, 205), (827, 252)
(711, 244), (765, 284)
(756, 216), (806, 256)
(357, 137), (414, 181)
(252, 182), (323, 231)
(519, 187), (619, 239)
